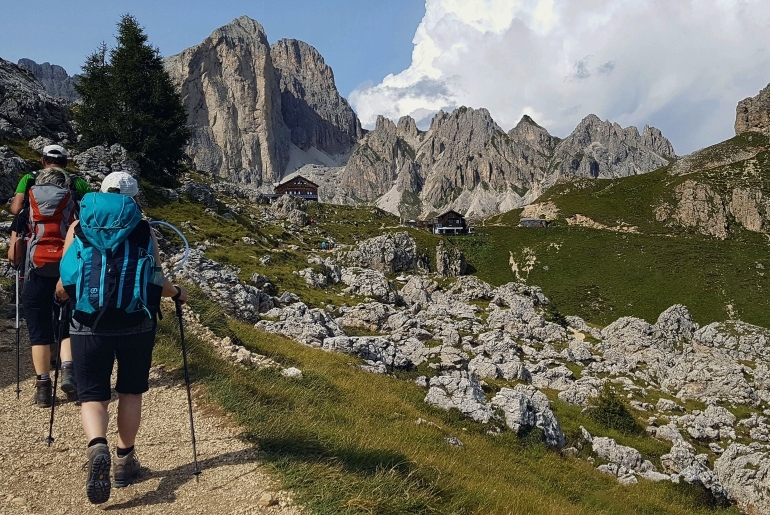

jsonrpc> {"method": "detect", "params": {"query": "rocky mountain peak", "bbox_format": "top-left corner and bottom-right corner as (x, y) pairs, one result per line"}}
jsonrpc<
(550, 114), (675, 179)
(213, 15), (270, 44)
(271, 38), (362, 155)
(509, 114), (557, 151)
(397, 115), (419, 139)
(165, 16), (290, 186)
(735, 82), (770, 136)
(375, 114), (397, 133)
(16, 58), (79, 101)
(429, 107), (503, 150)
(271, 39), (331, 82)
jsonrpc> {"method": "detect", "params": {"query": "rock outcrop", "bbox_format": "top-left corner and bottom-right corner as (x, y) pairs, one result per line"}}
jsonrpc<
(16, 58), (79, 101)
(0, 57), (73, 141)
(164, 16), (290, 186)
(73, 144), (140, 189)
(336, 232), (419, 274)
(435, 241), (466, 277)
(736, 82), (770, 136)
(271, 39), (362, 156)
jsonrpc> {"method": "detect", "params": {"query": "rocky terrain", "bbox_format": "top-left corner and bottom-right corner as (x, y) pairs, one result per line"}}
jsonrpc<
(0, 57), (73, 143)
(164, 16), (290, 186)
(150, 210), (770, 514)
(163, 17), (359, 188)
(271, 39), (362, 157)
(3, 14), (770, 513)
(16, 58), (80, 102)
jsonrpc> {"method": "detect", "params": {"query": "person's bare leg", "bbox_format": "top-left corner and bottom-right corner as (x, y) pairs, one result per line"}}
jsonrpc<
(30, 344), (51, 376)
(116, 394), (142, 448)
(81, 400), (110, 441)
(59, 337), (72, 362)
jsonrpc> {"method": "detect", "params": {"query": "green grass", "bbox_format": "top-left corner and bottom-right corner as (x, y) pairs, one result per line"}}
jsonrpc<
(152, 296), (740, 514)
(454, 225), (770, 327)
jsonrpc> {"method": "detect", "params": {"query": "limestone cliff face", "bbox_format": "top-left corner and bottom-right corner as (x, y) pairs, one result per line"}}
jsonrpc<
(341, 115), (421, 202)
(271, 39), (362, 155)
(551, 115), (674, 179)
(416, 108), (545, 213)
(164, 16), (290, 186)
(0, 58), (73, 141)
(16, 59), (79, 101)
(735, 83), (770, 136)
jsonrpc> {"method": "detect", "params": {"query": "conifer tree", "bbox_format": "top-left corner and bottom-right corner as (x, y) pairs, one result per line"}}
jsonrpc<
(74, 15), (189, 180)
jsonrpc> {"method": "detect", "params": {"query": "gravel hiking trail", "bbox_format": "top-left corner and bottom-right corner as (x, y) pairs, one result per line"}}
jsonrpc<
(0, 315), (304, 515)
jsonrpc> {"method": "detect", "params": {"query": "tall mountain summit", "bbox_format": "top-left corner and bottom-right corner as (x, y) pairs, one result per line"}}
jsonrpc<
(164, 16), (359, 187)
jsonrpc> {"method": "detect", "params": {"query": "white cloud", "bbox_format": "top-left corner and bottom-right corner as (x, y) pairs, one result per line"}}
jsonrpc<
(349, 0), (770, 154)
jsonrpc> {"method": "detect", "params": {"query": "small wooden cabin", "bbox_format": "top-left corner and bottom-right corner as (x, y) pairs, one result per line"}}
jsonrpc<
(433, 210), (468, 235)
(273, 175), (319, 201)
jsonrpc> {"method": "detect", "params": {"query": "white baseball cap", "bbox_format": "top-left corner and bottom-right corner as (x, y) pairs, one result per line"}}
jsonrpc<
(42, 144), (68, 158)
(100, 171), (139, 197)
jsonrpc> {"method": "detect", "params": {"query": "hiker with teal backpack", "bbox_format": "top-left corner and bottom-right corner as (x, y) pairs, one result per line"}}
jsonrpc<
(56, 171), (188, 505)
(10, 145), (90, 407)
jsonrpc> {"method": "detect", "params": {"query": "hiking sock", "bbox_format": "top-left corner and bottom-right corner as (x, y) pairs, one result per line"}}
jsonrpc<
(61, 361), (74, 369)
(37, 374), (50, 381)
(116, 445), (134, 458)
(88, 437), (108, 448)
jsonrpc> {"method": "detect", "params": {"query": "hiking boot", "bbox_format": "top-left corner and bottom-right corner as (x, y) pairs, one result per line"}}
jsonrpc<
(34, 379), (52, 408)
(60, 366), (78, 402)
(113, 448), (141, 488)
(85, 443), (111, 504)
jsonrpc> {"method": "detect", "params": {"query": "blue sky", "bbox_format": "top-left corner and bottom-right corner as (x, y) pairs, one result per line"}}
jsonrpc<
(4, 0), (770, 154)
(0, 0), (424, 99)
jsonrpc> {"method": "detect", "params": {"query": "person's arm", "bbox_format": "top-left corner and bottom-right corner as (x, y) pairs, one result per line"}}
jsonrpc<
(9, 174), (34, 215)
(55, 222), (78, 300)
(7, 230), (20, 266)
(150, 227), (188, 303)
(9, 193), (24, 215)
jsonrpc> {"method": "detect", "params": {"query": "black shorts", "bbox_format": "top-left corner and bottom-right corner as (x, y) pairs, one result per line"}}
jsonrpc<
(71, 331), (156, 402)
(21, 270), (69, 346)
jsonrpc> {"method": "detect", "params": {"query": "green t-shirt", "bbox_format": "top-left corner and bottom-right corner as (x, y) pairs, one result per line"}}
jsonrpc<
(15, 169), (91, 198)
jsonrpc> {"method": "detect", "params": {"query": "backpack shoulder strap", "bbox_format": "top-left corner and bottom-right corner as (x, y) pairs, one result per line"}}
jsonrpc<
(73, 222), (92, 248)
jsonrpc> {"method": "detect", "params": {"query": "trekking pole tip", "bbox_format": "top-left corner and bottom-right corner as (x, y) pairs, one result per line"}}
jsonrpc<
(45, 436), (54, 446)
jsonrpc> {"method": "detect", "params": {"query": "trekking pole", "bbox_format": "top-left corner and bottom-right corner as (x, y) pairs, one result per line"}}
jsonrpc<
(176, 298), (201, 476)
(15, 267), (21, 400)
(45, 306), (65, 446)
(149, 220), (199, 476)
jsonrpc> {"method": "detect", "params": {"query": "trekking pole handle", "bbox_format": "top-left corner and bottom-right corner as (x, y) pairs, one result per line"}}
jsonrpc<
(173, 287), (184, 317)
(148, 221), (190, 277)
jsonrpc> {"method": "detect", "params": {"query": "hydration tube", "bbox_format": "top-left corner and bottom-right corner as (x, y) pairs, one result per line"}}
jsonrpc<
(149, 221), (190, 277)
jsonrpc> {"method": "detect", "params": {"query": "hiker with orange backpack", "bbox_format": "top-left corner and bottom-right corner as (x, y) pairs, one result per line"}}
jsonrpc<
(9, 145), (91, 407)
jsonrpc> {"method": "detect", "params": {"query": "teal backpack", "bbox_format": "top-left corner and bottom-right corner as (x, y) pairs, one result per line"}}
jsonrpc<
(60, 193), (163, 329)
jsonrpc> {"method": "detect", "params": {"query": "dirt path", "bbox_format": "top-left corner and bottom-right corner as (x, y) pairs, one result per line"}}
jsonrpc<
(0, 316), (304, 514)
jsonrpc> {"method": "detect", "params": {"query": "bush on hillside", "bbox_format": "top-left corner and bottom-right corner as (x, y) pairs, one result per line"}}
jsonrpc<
(587, 383), (644, 435)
